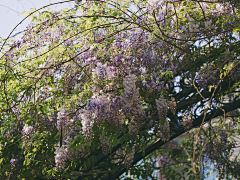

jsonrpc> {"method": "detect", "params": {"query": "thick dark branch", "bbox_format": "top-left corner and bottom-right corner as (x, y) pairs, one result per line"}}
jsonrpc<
(78, 77), (237, 175)
(109, 99), (240, 179)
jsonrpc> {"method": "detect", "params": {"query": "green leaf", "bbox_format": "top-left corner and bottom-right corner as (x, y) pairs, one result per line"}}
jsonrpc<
(127, 146), (131, 154)
(112, 11), (118, 17)
(120, 137), (125, 145)
(112, 137), (118, 146)
(0, 158), (4, 164)
(24, 158), (31, 166)
(22, 11), (29, 17)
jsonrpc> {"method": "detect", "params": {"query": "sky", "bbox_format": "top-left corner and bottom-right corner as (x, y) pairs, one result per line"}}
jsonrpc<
(0, 0), (74, 39)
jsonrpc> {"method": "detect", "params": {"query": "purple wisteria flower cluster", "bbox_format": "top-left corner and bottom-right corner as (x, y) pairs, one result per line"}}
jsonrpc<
(10, 155), (19, 170)
(154, 96), (177, 141)
(22, 124), (34, 139)
(57, 109), (74, 132)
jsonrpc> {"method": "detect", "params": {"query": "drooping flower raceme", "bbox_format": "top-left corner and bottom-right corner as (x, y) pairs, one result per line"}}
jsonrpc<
(22, 124), (34, 141)
(147, 0), (164, 10)
(57, 109), (69, 130)
(79, 109), (94, 137)
(54, 128), (77, 170)
(100, 131), (111, 156)
(155, 95), (173, 141)
(158, 152), (170, 167)
(22, 124), (34, 136)
(10, 155), (19, 170)
(21, 124), (35, 148)
(121, 74), (144, 118)
(92, 62), (118, 92)
(128, 117), (139, 137)
(124, 145), (137, 169)
(57, 109), (74, 137)
(92, 62), (108, 80)
(155, 95), (168, 119)
(54, 145), (68, 170)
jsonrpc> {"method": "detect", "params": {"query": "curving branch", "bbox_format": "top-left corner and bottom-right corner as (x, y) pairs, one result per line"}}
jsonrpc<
(109, 98), (240, 179)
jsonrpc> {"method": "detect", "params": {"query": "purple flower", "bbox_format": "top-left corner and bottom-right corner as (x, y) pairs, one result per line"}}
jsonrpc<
(22, 124), (34, 136)
(10, 155), (19, 170)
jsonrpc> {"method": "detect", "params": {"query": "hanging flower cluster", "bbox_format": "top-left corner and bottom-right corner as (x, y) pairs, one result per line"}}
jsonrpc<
(124, 145), (137, 169)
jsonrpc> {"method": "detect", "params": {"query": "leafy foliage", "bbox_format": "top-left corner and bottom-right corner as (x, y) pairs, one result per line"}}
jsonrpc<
(0, 0), (240, 179)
